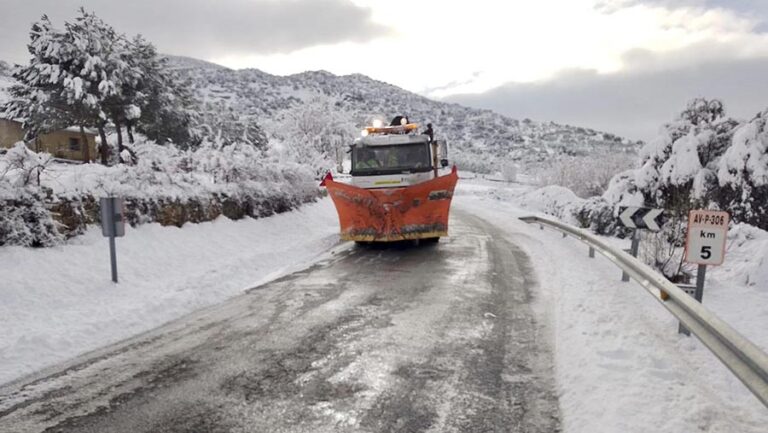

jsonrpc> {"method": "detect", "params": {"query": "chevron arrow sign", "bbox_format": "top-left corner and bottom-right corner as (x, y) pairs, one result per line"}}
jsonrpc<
(618, 206), (665, 231)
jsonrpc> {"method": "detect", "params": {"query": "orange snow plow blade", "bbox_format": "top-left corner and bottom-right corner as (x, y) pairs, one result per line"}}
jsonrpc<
(324, 169), (459, 242)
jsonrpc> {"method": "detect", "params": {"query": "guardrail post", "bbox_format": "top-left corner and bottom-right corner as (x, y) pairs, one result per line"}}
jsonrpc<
(679, 265), (708, 335)
(622, 229), (641, 282)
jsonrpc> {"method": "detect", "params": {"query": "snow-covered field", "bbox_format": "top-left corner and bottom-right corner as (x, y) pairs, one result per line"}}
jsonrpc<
(0, 199), (340, 385)
(1, 177), (766, 432)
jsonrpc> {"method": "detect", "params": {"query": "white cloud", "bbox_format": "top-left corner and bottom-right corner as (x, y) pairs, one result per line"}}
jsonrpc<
(447, 43), (768, 141)
(212, 0), (768, 98)
(0, 0), (389, 62)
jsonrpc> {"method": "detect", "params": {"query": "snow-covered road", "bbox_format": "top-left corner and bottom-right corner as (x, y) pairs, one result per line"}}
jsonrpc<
(0, 210), (560, 433)
(1, 179), (766, 432)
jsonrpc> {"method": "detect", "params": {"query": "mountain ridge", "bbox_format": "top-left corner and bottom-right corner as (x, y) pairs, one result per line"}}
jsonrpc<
(167, 55), (641, 171)
(1, 55), (641, 172)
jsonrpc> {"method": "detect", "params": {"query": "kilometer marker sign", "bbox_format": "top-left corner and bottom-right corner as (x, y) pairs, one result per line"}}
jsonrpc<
(684, 210), (729, 266)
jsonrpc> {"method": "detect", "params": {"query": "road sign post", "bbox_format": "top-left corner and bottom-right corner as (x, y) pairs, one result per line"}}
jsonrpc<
(622, 229), (641, 282)
(618, 206), (664, 282)
(677, 210), (729, 335)
(100, 197), (126, 283)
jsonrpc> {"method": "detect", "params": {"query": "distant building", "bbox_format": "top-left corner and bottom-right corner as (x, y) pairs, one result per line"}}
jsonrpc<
(0, 118), (97, 162)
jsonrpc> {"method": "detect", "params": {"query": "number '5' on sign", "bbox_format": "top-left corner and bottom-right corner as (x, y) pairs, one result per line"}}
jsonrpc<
(684, 210), (730, 266)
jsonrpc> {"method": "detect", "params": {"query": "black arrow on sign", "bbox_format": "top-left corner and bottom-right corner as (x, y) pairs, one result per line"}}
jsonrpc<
(618, 206), (665, 231)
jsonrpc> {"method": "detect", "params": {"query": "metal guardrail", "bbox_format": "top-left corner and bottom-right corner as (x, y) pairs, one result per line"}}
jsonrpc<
(519, 215), (768, 407)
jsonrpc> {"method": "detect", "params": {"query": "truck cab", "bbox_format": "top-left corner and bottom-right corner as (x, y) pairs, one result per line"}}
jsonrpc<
(349, 123), (449, 190)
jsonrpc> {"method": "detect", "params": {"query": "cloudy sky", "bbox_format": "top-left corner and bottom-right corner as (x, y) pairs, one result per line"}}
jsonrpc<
(1, 0), (767, 140)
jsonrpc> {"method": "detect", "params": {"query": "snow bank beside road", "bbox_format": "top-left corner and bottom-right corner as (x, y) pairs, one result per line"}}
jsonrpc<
(455, 179), (768, 433)
(0, 199), (340, 386)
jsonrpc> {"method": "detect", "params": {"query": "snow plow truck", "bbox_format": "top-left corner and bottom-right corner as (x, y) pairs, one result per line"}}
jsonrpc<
(321, 116), (459, 243)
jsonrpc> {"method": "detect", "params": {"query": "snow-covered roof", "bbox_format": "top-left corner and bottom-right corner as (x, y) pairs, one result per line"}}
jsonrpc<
(61, 126), (97, 135)
(357, 134), (430, 147)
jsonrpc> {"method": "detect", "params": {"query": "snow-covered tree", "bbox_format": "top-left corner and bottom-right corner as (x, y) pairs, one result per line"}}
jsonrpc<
(635, 98), (738, 215)
(4, 9), (197, 162)
(131, 38), (198, 148)
(3, 15), (98, 159)
(272, 97), (357, 175)
(582, 99), (742, 279)
(717, 109), (768, 228)
(5, 10), (131, 163)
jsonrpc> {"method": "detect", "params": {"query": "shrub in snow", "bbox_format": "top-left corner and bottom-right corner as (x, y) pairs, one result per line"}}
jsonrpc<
(0, 195), (62, 247)
(538, 153), (635, 198)
(717, 109), (768, 229)
(0, 173), (62, 247)
(518, 185), (584, 225)
(2, 142), (53, 187)
(575, 197), (630, 236)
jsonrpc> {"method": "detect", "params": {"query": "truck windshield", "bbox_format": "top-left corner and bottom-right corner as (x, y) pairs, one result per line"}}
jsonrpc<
(352, 143), (431, 175)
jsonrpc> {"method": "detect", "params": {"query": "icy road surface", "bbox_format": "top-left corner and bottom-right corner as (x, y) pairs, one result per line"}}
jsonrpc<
(0, 210), (560, 433)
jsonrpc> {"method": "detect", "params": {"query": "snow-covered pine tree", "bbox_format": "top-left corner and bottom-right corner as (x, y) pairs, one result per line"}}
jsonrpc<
(131, 37), (198, 148)
(5, 9), (158, 165)
(717, 108), (768, 229)
(65, 8), (145, 161)
(3, 15), (94, 154)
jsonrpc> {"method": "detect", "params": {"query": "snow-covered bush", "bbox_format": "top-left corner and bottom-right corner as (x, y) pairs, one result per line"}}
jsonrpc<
(2, 142), (53, 187)
(518, 185), (584, 225)
(0, 138), (320, 246)
(0, 156), (62, 246)
(575, 197), (628, 236)
(635, 98), (738, 214)
(580, 98), (768, 279)
(0, 190), (63, 247)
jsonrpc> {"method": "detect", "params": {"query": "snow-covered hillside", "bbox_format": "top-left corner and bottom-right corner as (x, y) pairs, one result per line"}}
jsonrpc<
(164, 56), (640, 172)
(0, 55), (639, 172)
